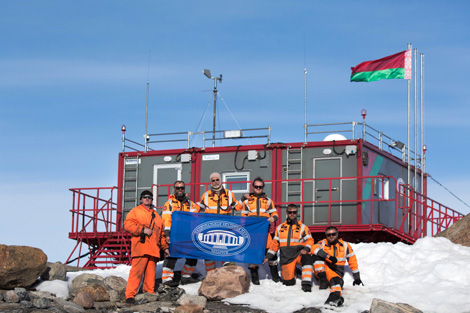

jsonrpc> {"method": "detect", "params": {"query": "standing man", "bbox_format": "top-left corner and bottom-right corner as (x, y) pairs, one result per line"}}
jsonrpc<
(124, 190), (169, 304)
(241, 177), (281, 284)
(312, 226), (363, 307)
(198, 172), (241, 272)
(263, 204), (314, 292)
(161, 180), (200, 287)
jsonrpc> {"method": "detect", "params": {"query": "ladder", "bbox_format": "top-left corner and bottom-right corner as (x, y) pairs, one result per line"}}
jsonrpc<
(122, 155), (140, 213)
(286, 146), (303, 203)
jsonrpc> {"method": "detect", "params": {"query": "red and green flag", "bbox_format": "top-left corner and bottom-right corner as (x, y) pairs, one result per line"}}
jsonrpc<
(350, 50), (412, 82)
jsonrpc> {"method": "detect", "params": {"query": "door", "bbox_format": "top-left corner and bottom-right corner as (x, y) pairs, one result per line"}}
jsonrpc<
(153, 164), (182, 214)
(313, 158), (342, 224)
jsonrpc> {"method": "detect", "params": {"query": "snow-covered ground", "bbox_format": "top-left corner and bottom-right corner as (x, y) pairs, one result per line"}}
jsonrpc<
(37, 237), (470, 313)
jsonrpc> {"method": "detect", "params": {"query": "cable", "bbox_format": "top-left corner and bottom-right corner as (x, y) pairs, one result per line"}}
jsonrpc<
(190, 96), (212, 147)
(234, 145), (248, 170)
(218, 92), (251, 145)
(428, 174), (470, 209)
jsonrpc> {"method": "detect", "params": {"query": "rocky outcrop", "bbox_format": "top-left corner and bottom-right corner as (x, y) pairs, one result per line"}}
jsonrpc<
(369, 298), (423, 313)
(198, 265), (250, 300)
(0, 245), (47, 289)
(69, 273), (105, 297)
(435, 213), (470, 247)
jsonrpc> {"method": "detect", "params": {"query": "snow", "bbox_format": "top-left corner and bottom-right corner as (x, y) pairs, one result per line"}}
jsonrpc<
(37, 237), (470, 312)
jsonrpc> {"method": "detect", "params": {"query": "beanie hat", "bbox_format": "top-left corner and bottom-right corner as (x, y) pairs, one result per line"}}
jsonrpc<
(140, 190), (153, 199)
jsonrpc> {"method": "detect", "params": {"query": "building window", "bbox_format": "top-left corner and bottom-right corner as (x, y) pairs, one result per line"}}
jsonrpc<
(375, 175), (390, 200)
(223, 172), (250, 193)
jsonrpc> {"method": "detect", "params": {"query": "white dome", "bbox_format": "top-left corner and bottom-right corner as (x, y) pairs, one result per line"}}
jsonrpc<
(323, 133), (347, 141)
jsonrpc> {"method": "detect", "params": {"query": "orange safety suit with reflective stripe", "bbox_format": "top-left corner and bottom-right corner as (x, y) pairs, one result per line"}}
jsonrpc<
(266, 219), (314, 286)
(241, 193), (279, 267)
(123, 204), (168, 298)
(198, 189), (242, 215)
(161, 194), (200, 283)
(312, 238), (360, 295)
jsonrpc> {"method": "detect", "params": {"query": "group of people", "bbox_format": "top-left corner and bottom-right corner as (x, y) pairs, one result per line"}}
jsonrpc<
(123, 172), (363, 307)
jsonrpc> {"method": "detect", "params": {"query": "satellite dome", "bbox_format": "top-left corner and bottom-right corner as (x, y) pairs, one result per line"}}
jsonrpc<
(323, 134), (347, 141)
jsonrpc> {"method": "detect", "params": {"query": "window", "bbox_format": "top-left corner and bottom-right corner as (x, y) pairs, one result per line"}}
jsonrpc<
(375, 175), (390, 200)
(223, 172), (250, 193)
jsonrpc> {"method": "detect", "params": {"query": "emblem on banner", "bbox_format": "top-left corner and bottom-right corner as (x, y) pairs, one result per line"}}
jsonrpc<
(191, 220), (251, 256)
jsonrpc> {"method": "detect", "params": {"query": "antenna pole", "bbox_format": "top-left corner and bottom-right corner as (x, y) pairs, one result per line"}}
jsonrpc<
(212, 78), (217, 147)
(304, 68), (308, 144)
(145, 80), (149, 152)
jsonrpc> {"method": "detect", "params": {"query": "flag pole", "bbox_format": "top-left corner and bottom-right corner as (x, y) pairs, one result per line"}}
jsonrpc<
(407, 43), (412, 187)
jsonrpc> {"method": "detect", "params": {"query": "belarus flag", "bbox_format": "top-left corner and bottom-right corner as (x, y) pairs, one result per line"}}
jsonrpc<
(351, 50), (412, 82)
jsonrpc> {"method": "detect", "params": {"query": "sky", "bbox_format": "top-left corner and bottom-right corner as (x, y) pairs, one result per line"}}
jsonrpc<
(38, 237), (470, 313)
(1, 1), (470, 262)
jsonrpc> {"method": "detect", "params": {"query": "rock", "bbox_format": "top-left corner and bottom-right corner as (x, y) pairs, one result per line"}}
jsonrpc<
(293, 308), (322, 313)
(109, 289), (120, 303)
(19, 300), (32, 308)
(5, 290), (20, 303)
(77, 283), (109, 302)
(198, 265), (250, 301)
(370, 298), (423, 313)
(73, 291), (94, 309)
(0, 289), (4, 301)
(135, 292), (158, 304)
(14, 287), (30, 301)
(175, 304), (203, 313)
(0, 245), (47, 289)
(177, 294), (207, 308)
(41, 262), (67, 281)
(435, 213), (470, 247)
(93, 301), (116, 310)
(33, 297), (51, 309)
(54, 297), (86, 313)
(104, 275), (127, 293)
(29, 290), (56, 301)
(69, 273), (105, 297)
(157, 285), (185, 302)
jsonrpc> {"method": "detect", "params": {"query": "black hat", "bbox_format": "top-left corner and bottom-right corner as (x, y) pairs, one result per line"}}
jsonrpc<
(140, 190), (153, 199)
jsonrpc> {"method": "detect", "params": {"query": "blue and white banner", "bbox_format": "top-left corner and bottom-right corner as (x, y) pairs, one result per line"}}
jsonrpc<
(169, 211), (269, 264)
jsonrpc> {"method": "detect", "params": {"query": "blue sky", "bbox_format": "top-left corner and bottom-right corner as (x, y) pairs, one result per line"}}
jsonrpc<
(1, 1), (469, 263)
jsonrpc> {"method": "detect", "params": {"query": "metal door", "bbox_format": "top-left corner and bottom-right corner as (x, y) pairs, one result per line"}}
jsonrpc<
(313, 158), (342, 224)
(153, 164), (182, 214)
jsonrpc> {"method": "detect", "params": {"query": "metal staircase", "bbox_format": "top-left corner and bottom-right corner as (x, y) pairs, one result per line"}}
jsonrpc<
(123, 155), (140, 212)
(286, 146), (303, 202)
(84, 231), (132, 269)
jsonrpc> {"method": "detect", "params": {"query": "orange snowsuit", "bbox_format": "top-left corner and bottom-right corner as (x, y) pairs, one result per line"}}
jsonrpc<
(241, 193), (279, 267)
(124, 204), (168, 298)
(161, 195), (200, 283)
(266, 219), (314, 286)
(312, 238), (360, 295)
(198, 188), (242, 271)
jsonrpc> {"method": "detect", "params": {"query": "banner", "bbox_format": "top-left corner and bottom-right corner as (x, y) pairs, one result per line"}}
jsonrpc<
(169, 211), (269, 264)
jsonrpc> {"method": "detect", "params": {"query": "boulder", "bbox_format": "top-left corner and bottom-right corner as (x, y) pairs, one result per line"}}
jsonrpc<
(14, 287), (30, 301)
(198, 265), (250, 300)
(41, 262), (67, 281)
(109, 289), (120, 303)
(435, 213), (470, 247)
(69, 273), (105, 297)
(0, 245), (47, 289)
(73, 291), (94, 309)
(370, 298), (423, 313)
(157, 285), (185, 302)
(103, 275), (127, 294)
(33, 297), (51, 309)
(135, 292), (158, 303)
(4, 290), (19, 303)
(54, 297), (86, 313)
(77, 283), (109, 302)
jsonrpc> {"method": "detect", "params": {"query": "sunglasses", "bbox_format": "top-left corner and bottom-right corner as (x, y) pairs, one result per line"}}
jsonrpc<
(253, 185), (264, 189)
(175, 186), (185, 190)
(142, 196), (153, 200)
(287, 211), (297, 214)
(326, 232), (338, 237)
(211, 179), (220, 182)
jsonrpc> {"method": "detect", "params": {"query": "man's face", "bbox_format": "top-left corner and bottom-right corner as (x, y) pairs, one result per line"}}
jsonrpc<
(174, 183), (185, 197)
(286, 208), (298, 221)
(325, 229), (338, 244)
(210, 176), (221, 189)
(141, 194), (153, 206)
(253, 181), (264, 195)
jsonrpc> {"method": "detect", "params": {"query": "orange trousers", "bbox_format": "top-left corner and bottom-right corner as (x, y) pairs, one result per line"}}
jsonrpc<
(125, 255), (158, 299)
(281, 254), (313, 286)
(314, 265), (343, 295)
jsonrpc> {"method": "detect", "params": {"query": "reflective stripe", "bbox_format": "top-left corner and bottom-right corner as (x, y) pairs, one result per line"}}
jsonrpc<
(352, 269), (359, 273)
(303, 265), (313, 270)
(162, 211), (172, 215)
(279, 238), (301, 243)
(337, 258), (347, 262)
(205, 192), (209, 208)
(267, 249), (276, 255)
(305, 244), (312, 250)
(313, 247), (321, 254)
(347, 252), (355, 258)
(164, 226), (170, 231)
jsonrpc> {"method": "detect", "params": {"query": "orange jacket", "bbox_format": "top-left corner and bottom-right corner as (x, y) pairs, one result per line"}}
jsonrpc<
(162, 194), (200, 235)
(198, 189), (241, 215)
(266, 219), (314, 265)
(124, 204), (168, 258)
(312, 238), (359, 277)
(241, 193), (278, 221)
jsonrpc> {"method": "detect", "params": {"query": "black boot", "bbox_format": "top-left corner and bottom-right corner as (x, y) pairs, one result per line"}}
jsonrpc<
(269, 265), (281, 283)
(325, 291), (344, 307)
(301, 283), (312, 292)
(318, 272), (329, 290)
(250, 267), (260, 285)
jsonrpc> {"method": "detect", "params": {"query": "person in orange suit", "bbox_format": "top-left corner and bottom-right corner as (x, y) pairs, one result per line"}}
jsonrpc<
(311, 226), (363, 307)
(263, 204), (314, 292)
(124, 190), (169, 304)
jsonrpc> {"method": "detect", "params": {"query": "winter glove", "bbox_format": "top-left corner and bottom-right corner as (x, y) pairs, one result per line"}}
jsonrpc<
(353, 272), (364, 286)
(329, 256), (338, 264)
